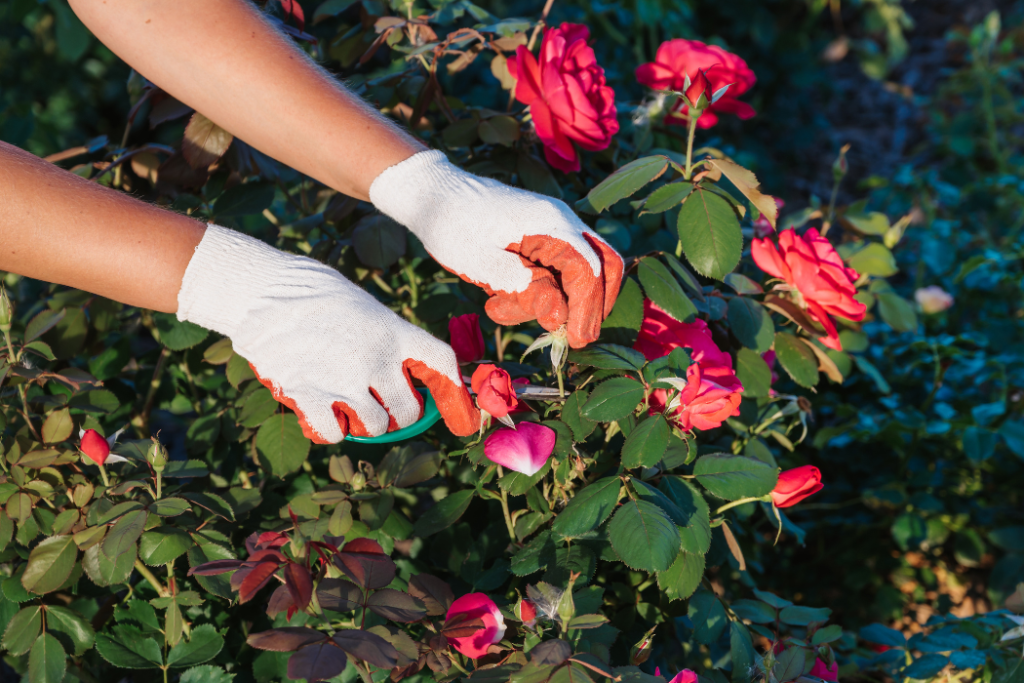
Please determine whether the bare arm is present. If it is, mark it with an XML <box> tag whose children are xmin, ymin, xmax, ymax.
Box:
<box><xmin>68</xmin><ymin>0</ymin><xmax>422</xmax><ymax>201</ymax></box>
<box><xmin>0</xmin><ymin>141</ymin><xmax>204</xmax><ymax>312</ymax></box>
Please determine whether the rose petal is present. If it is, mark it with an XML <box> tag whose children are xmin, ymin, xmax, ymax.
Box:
<box><xmin>484</xmin><ymin>422</ymin><xmax>555</xmax><ymax>475</ymax></box>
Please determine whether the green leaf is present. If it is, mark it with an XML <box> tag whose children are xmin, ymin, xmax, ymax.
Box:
<box><xmin>677</xmin><ymin>187</ymin><xmax>742</xmax><ymax>280</ymax></box>
<box><xmin>102</xmin><ymin>509</ymin><xmax>148</xmax><ymax>561</ymax></box>
<box><xmin>29</xmin><ymin>633</ymin><xmax>66</xmax><ymax>683</ymax></box>
<box><xmin>607</xmin><ymin>500</ymin><xmax>680</xmax><ymax>572</ymax></box>
<box><xmin>140</xmin><ymin>527</ymin><xmax>193</xmax><ymax>566</ymax></box>
<box><xmin>844</xmin><ymin>211</ymin><xmax>890</xmax><ymax>235</ymax></box>
<box><xmin>167</xmin><ymin>624</ymin><xmax>225</xmax><ymax>667</ymax></box>
<box><xmin>561</xmin><ymin>390</ymin><xmax>597</xmax><ymax>441</ymax></box>
<box><xmin>181</xmin><ymin>492</ymin><xmax>236</xmax><ymax>521</ymax></box>
<box><xmin>903</xmin><ymin>654</ymin><xmax>949</xmax><ymax>680</ymax></box>
<box><xmin>656</xmin><ymin>550</ymin><xmax>704</xmax><ymax>602</ymax></box>
<box><xmin>640</xmin><ymin>181</ymin><xmax>693</xmax><ymax>214</ymax></box>
<box><xmin>601</xmin><ymin>277</ymin><xmax>644</xmax><ymax>334</ymax></box>
<box><xmin>510</xmin><ymin>531</ymin><xmax>556</xmax><ymax>576</ymax></box>
<box><xmin>95</xmin><ymin>630</ymin><xmax>164</xmax><ymax>668</ymax></box>
<box><xmin>179</xmin><ymin>665</ymin><xmax>236</xmax><ymax>683</ymax></box>
<box><xmin>638</xmin><ymin>258</ymin><xmax>697</xmax><ymax>323</ymax></box>
<box><xmin>567</xmin><ymin>344</ymin><xmax>646</xmax><ymax>371</ymax></box>
<box><xmin>582</xmin><ymin>378</ymin><xmax>644</xmax><ymax>422</ymax></box>
<box><xmin>256</xmin><ymin>413</ymin><xmax>312</xmax><ymax>478</ymax></box>
<box><xmin>3</xmin><ymin>605</ymin><xmax>42</xmax><ymax>655</ymax></box>
<box><xmin>45</xmin><ymin>606</ymin><xmax>95</xmax><ymax>656</ymax></box>
<box><xmin>728</xmin><ymin>297</ymin><xmax>774</xmax><ymax>352</ymax></box>
<box><xmin>774</xmin><ymin>332</ymin><xmax>819</xmax><ymax>388</ymax></box>
<box><xmin>644</xmin><ymin>347</ymin><xmax>692</xmax><ymax>386</ymax></box>
<box><xmin>412</xmin><ymin>490</ymin><xmax>474</xmax><ymax>538</ymax></box>
<box><xmin>621</xmin><ymin>415</ymin><xmax>670</xmax><ymax>469</ymax></box>
<box><xmin>730</xmin><ymin>599</ymin><xmax>777</xmax><ymax>624</ymax></box>
<box><xmin>693</xmin><ymin>454</ymin><xmax>778</xmax><ymax>500</ymax></box>
<box><xmin>659</xmin><ymin>477</ymin><xmax>711</xmax><ymax>554</ymax></box>
<box><xmin>752</xmin><ymin>589</ymin><xmax>792</xmax><ymax>609</ymax></box>
<box><xmin>187</xmin><ymin>413</ymin><xmax>221</xmax><ymax>454</ymax></box>
<box><xmin>551</xmin><ymin>477</ymin><xmax>621</xmax><ymax>539</ymax></box>
<box><xmin>859</xmin><ymin>623</ymin><xmax>907</xmax><ymax>648</ymax></box>
<box><xmin>846</xmin><ymin>242</ymin><xmax>898</xmax><ymax>277</ymax></box>
<box><xmin>812</xmin><ymin>624</ymin><xmax>843</xmax><ymax>645</ymax></box>
<box><xmin>587</xmin><ymin>156</ymin><xmax>669</xmax><ymax>213</ymax></box>
<box><xmin>41</xmin><ymin>408</ymin><xmax>73</xmax><ymax>444</ymax></box>
<box><xmin>22</xmin><ymin>535</ymin><xmax>77</xmax><ymax>594</ymax></box>
<box><xmin>151</xmin><ymin>497</ymin><xmax>192</xmax><ymax>517</ymax></box>
<box><xmin>735</xmin><ymin>348</ymin><xmax>772</xmax><ymax>399</ymax></box>
<box><xmin>963</xmin><ymin>427</ymin><xmax>997</xmax><ymax>463</ymax></box>
<box><xmin>352</xmin><ymin>215</ymin><xmax>407</xmax><ymax>270</ymax></box>
<box><xmin>153</xmin><ymin>313</ymin><xmax>209</xmax><ymax>351</ymax></box>
<box><xmin>25</xmin><ymin>309</ymin><xmax>65</xmax><ymax>343</ymax></box>
<box><xmin>779</xmin><ymin>605</ymin><xmax>831</xmax><ymax>626</ymax></box>
<box><xmin>689</xmin><ymin>591</ymin><xmax>728</xmax><ymax>644</ymax></box>
<box><xmin>83</xmin><ymin>540</ymin><xmax>137</xmax><ymax>587</ymax></box>
<box><xmin>877</xmin><ymin>292</ymin><xmax>918</xmax><ymax>333</ymax></box>
<box><xmin>212</xmin><ymin>182</ymin><xmax>275</xmax><ymax>217</ymax></box>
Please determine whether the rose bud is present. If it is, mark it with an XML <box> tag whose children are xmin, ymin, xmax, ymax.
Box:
<box><xmin>80</xmin><ymin>429</ymin><xmax>111</xmax><ymax>466</ymax></box>
<box><xmin>449</xmin><ymin>313</ymin><xmax>485</xmax><ymax>364</ymax></box>
<box><xmin>445</xmin><ymin>593</ymin><xmax>506</xmax><ymax>659</ymax></box>
<box><xmin>471</xmin><ymin>364</ymin><xmax>518</xmax><ymax>420</ymax></box>
<box><xmin>683</xmin><ymin>68</ymin><xmax>713</xmax><ymax>109</ymax></box>
<box><xmin>515</xmin><ymin>596</ymin><xmax>537</xmax><ymax>627</ymax></box>
<box><xmin>770</xmin><ymin>465</ymin><xmax>823</xmax><ymax>508</ymax></box>
<box><xmin>484</xmin><ymin>422</ymin><xmax>556</xmax><ymax>476</ymax></box>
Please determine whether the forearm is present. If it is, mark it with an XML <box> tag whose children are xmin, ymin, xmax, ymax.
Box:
<box><xmin>0</xmin><ymin>142</ymin><xmax>204</xmax><ymax>312</ymax></box>
<box><xmin>69</xmin><ymin>0</ymin><xmax>423</xmax><ymax>201</ymax></box>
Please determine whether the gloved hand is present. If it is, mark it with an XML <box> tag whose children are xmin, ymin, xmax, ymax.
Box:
<box><xmin>369</xmin><ymin>150</ymin><xmax>624</xmax><ymax>349</ymax></box>
<box><xmin>177</xmin><ymin>225</ymin><xmax>479</xmax><ymax>443</ymax></box>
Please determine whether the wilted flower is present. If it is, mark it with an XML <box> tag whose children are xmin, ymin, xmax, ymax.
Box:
<box><xmin>471</xmin><ymin>364</ymin><xmax>518</xmax><ymax>420</ymax></box>
<box><xmin>507</xmin><ymin>24</ymin><xmax>618</xmax><ymax>172</ymax></box>
<box><xmin>484</xmin><ymin>422</ymin><xmax>556</xmax><ymax>475</ymax></box>
<box><xmin>636</xmin><ymin>39</ymin><xmax>756</xmax><ymax>128</ymax></box>
<box><xmin>915</xmin><ymin>286</ymin><xmax>954</xmax><ymax>314</ymax></box>
<box><xmin>770</xmin><ymin>465</ymin><xmax>823</xmax><ymax>508</ymax></box>
<box><xmin>752</xmin><ymin>228</ymin><xmax>866</xmax><ymax>351</ymax></box>
<box><xmin>446</xmin><ymin>593</ymin><xmax>506</xmax><ymax>659</ymax></box>
<box><xmin>449</xmin><ymin>313</ymin><xmax>485</xmax><ymax>364</ymax></box>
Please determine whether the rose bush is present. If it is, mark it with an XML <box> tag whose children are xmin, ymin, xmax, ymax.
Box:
<box><xmin>0</xmin><ymin>2</ymin><xmax>1022</xmax><ymax>683</ymax></box>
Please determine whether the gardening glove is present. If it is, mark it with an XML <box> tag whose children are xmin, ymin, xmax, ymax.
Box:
<box><xmin>369</xmin><ymin>150</ymin><xmax>625</xmax><ymax>349</ymax></box>
<box><xmin>176</xmin><ymin>224</ymin><xmax>479</xmax><ymax>444</ymax></box>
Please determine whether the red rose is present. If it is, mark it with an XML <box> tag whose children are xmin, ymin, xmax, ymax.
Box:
<box><xmin>683</xmin><ymin>68</ymin><xmax>713</xmax><ymax>108</ymax></box>
<box><xmin>649</xmin><ymin>362</ymin><xmax>742</xmax><ymax>432</ymax></box>
<box><xmin>471</xmin><ymin>364</ymin><xmax>518</xmax><ymax>419</ymax></box>
<box><xmin>636</xmin><ymin>39</ymin><xmax>756</xmax><ymax>128</ymax></box>
<box><xmin>507</xmin><ymin>24</ymin><xmax>619</xmax><ymax>173</ymax></box>
<box><xmin>809</xmin><ymin>658</ymin><xmax>839</xmax><ymax>682</ymax></box>
<box><xmin>445</xmin><ymin>593</ymin><xmax>506</xmax><ymax>659</ymax></box>
<box><xmin>752</xmin><ymin>228</ymin><xmax>867</xmax><ymax>351</ymax></box>
<box><xmin>634</xmin><ymin>299</ymin><xmax>733</xmax><ymax>370</ymax></box>
<box><xmin>80</xmin><ymin>429</ymin><xmax>110</xmax><ymax>466</ymax></box>
<box><xmin>449</xmin><ymin>313</ymin><xmax>485</xmax><ymax>364</ymax></box>
<box><xmin>771</xmin><ymin>465</ymin><xmax>824</xmax><ymax>508</ymax></box>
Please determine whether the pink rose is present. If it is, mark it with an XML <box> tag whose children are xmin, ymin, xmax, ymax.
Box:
<box><xmin>770</xmin><ymin>465</ymin><xmax>824</xmax><ymax>508</ymax></box>
<box><xmin>445</xmin><ymin>593</ymin><xmax>506</xmax><ymax>659</ymax></box>
<box><xmin>914</xmin><ymin>286</ymin><xmax>953</xmax><ymax>314</ymax></box>
<box><xmin>507</xmin><ymin>24</ymin><xmax>618</xmax><ymax>172</ymax></box>
<box><xmin>636</xmin><ymin>39</ymin><xmax>756</xmax><ymax>129</ymax></box>
<box><xmin>471</xmin><ymin>364</ymin><xmax>518</xmax><ymax>419</ymax></box>
<box><xmin>449</xmin><ymin>313</ymin><xmax>485</xmax><ymax>364</ymax></box>
<box><xmin>810</xmin><ymin>658</ymin><xmax>839</xmax><ymax>682</ymax></box>
<box><xmin>484</xmin><ymin>422</ymin><xmax>556</xmax><ymax>475</ymax></box>
<box><xmin>649</xmin><ymin>362</ymin><xmax>742</xmax><ymax>431</ymax></box>
<box><xmin>634</xmin><ymin>299</ymin><xmax>733</xmax><ymax>369</ymax></box>
<box><xmin>752</xmin><ymin>228</ymin><xmax>866</xmax><ymax>351</ymax></box>
<box><xmin>668</xmin><ymin>671</ymin><xmax>698</xmax><ymax>683</ymax></box>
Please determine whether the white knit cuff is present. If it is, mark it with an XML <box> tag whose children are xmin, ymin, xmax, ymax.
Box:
<box><xmin>368</xmin><ymin>150</ymin><xmax>463</xmax><ymax>230</ymax></box>
<box><xmin>176</xmin><ymin>224</ymin><xmax>291</xmax><ymax>336</ymax></box>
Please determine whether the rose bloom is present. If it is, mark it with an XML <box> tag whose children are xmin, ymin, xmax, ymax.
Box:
<box><xmin>753</xmin><ymin>198</ymin><xmax>785</xmax><ymax>238</ymax></box>
<box><xmin>771</xmin><ymin>465</ymin><xmax>824</xmax><ymax>508</ymax></box>
<box><xmin>915</xmin><ymin>285</ymin><xmax>954</xmax><ymax>314</ymax></box>
<box><xmin>809</xmin><ymin>658</ymin><xmax>839</xmax><ymax>682</ymax></box>
<box><xmin>752</xmin><ymin>228</ymin><xmax>867</xmax><ymax>351</ymax></box>
<box><xmin>446</xmin><ymin>593</ymin><xmax>506</xmax><ymax>659</ymax></box>
<box><xmin>507</xmin><ymin>23</ymin><xmax>618</xmax><ymax>172</ymax></box>
<box><xmin>449</xmin><ymin>313</ymin><xmax>485</xmax><ymax>364</ymax></box>
<box><xmin>649</xmin><ymin>362</ymin><xmax>742</xmax><ymax>431</ymax></box>
<box><xmin>484</xmin><ymin>422</ymin><xmax>556</xmax><ymax>475</ymax></box>
<box><xmin>634</xmin><ymin>299</ymin><xmax>733</xmax><ymax>369</ymax></box>
<box><xmin>636</xmin><ymin>39</ymin><xmax>756</xmax><ymax>128</ymax></box>
<box><xmin>667</xmin><ymin>671</ymin><xmax>698</xmax><ymax>683</ymax></box>
<box><xmin>471</xmin><ymin>364</ymin><xmax>518</xmax><ymax>419</ymax></box>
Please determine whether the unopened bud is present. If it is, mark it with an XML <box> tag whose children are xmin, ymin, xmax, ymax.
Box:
<box><xmin>0</xmin><ymin>288</ymin><xmax>12</xmax><ymax>332</ymax></box>
<box><xmin>629</xmin><ymin>626</ymin><xmax>657</xmax><ymax>665</ymax></box>
<box><xmin>350</xmin><ymin>472</ymin><xmax>366</xmax><ymax>491</ymax></box>
<box><xmin>146</xmin><ymin>439</ymin><xmax>168</xmax><ymax>472</ymax></box>
<box><xmin>832</xmin><ymin>144</ymin><xmax>850</xmax><ymax>182</ymax></box>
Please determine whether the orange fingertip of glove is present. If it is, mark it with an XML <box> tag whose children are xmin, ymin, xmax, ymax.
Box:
<box><xmin>404</xmin><ymin>360</ymin><xmax>480</xmax><ymax>437</ymax></box>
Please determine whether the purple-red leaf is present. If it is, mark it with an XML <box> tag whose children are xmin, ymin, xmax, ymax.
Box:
<box><xmin>247</xmin><ymin>627</ymin><xmax>328</xmax><ymax>652</ymax></box>
<box><xmin>188</xmin><ymin>559</ymin><xmax>243</xmax><ymax>576</ymax></box>
<box><xmin>239</xmin><ymin>561</ymin><xmax>280</xmax><ymax>603</ymax></box>
<box><xmin>288</xmin><ymin>643</ymin><xmax>347</xmax><ymax>682</ymax></box>
<box><xmin>331</xmin><ymin>630</ymin><xmax>399</xmax><ymax>669</ymax></box>
<box><xmin>316</xmin><ymin>578</ymin><xmax>365</xmax><ymax>613</ymax></box>
<box><xmin>366</xmin><ymin>589</ymin><xmax>428</xmax><ymax>623</ymax></box>
<box><xmin>441</xmin><ymin>612</ymin><xmax>486</xmax><ymax>638</ymax></box>
<box><xmin>284</xmin><ymin>563</ymin><xmax>313</xmax><ymax>611</ymax></box>
<box><xmin>335</xmin><ymin>538</ymin><xmax>396</xmax><ymax>590</ymax></box>
<box><xmin>407</xmin><ymin>574</ymin><xmax>454</xmax><ymax>616</ymax></box>
<box><xmin>267</xmin><ymin>584</ymin><xmax>296</xmax><ymax>618</ymax></box>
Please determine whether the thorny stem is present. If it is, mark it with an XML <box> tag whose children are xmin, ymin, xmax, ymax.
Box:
<box><xmin>496</xmin><ymin>465</ymin><xmax>517</xmax><ymax>542</ymax></box>
<box><xmin>821</xmin><ymin>174</ymin><xmax>842</xmax><ymax>236</ymax></box>
<box><xmin>683</xmin><ymin>112</ymin><xmax>700</xmax><ymax>180</ymax></box>
<box><xmin>134</xmin><ymin>346</ymin><xmax>170</xmax><ymax>436</ymax></box>
<box><xmin>355</xmin><ymin>660</ymin><xmax>375</xmax><ymax>683</ymax></box>
<box><xmin>134</xmin><ymin>560</ymin><xmax>170</xmax><ymax>597</ymax></box>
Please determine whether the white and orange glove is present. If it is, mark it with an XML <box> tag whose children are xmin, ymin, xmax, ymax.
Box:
<box><xmin>177</xmin><ymin>225</ymin><xmax>478</xmax><ymax>443</ymax></box>
<box><xmin>369</xmin><ymin>150</ymin><xmax>624</xmax><ymax>349</ymax></box>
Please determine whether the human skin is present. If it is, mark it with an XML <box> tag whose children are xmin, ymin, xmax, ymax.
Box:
<box><xmin>0</xmin><ymin>0</ymin><xmax>424</xmax><ymax>312</ymax></box>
